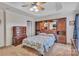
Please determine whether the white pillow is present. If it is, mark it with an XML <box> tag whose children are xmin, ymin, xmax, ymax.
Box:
<box><xmin>48</xmin><ymin>34</ymin><xmax>54</xmax><ymax>37</ymax></box>
<box><xmin>39</xmin><ymin>33</ymin><xmax>47</xmax><ymax>36</ymax></box>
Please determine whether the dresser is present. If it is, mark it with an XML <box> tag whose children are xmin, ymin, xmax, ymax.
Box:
<box><xmin>12</xmin><ymin>26</ymin><xmax>27</xmax><ymax>46</ymax></box>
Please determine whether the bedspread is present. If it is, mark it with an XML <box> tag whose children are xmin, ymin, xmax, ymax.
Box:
<box><xmin>22</xmin><ymin>35</ymin><xmax>56</xmax><ymax>55</ymax></box>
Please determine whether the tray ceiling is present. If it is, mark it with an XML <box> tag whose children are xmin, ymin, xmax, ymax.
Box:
<box><xmin>0</xmin><ymin>2</ymin><xmax>79</xmax><ymax>18</ymax></box>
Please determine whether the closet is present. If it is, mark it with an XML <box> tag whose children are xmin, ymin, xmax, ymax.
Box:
<box><xmin>35</xmin><ymin>18</ymin><xmax>66</xmax><ymax>44</ymax></box>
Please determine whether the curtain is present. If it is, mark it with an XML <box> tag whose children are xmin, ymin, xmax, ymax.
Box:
<box><xmin>74</xmin><ymin>14</ymin><xmax>79</xmax><ymax>51</ymax></box>
<box><xmin>74</xmin><ymin>15</ymin><xmax>77</xmax><ymax>39</ymax></box>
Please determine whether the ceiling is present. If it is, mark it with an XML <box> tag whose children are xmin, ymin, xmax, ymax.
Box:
<box><xmin>0</xmin><ymin>2</ymin><xmax>79</xmax><ymax>18</ymax></box>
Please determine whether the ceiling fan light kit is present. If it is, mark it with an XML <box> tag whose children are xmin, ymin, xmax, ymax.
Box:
<box><xmin>30</xmin><ymin>2</ymin><xmax>45</xmax><ymax>12</ymax></box>
<box><xmin>30</xmin><ymin>6</ymin><xmax>39</xmax><ymax>12</ymax></box>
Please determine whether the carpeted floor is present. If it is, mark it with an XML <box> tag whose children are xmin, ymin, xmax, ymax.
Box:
<box><xmin>0</xmin><ymin>43</ymin><xmax>77</xmax><ymax>56</ymax></box>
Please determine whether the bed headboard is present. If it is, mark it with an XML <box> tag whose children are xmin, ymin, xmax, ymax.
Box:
<box><xmin>35</xmin><ymin>20</ymin><xmax>57</xmax><ymax>35</ymax></box>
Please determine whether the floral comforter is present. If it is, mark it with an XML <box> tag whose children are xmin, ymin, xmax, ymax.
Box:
<box><xmin>22</xmin><ymin>35</ymin><xmax>56</xmax><ymax>55</ymax></box>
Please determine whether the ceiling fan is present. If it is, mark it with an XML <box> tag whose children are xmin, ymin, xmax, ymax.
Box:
<box><xmin>22</xmin><ymin>2</ymin><xmax>46</xmax><ymax>12</ymax></box>
<box><xmin>30</xmin><ymin>2</ymin><xmax>46</xmax><ymax>12</ymax></box>
<box><xmin>22</xmin><ymin>2</ymin><xmax>62</xmax><ymax>12</ymax></box>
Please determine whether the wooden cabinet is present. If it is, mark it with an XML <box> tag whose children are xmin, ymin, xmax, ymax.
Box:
<box><xmin>35</xmin><ymin>21</ymin><xmax>53</xmax><ymax>35</ymax></box>
<box><xmin>35</xmin><ymin>18</ymin><xmax>66</xmax><ymax>44</ymax></box>
<box><xmin>57</xmin><ymin>18</ymin><xmax>66</xmax><ymax>44</ymax></box>
<box><xmin>35</xmin><ymin>21</ymin><xmax>47</xmax><ymax>35</ymax></box>
<box><xmin>12</xmin><ymin>26</ymin><xmax>27</xmax><ymax>46</ymax></box>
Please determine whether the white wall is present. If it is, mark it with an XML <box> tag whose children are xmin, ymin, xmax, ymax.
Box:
<box><xmin>66</xmin><ymin>15</ymin><xmax>75</xmax><ymax>44</ymax></box>
<box><xmin>0</xmin><ymin>9</ymin><xmax>4</xmax><ymax>47</ymax></box>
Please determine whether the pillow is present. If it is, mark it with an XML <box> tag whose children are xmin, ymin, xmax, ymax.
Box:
<box><xmin>48</xmin><ymin>34</ymin><xmax>54</xmax><ymax>37</ymax></box>
<box><xmin>47</xmin><ymin>33</ymin><xmax>57</xmax><ymax>40</ymax></box>
<box><xmin>39</xmin><ymin>33</ymin><xmax>46</xmax><ymax>35</ymax></box>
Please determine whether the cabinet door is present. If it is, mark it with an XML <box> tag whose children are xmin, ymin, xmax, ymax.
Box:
<box><xmin>57</xmin><ymin>18</ymin><xmax>66</xmax><ymax>44</ymax></box>
<box><xmin>57</xmin><ymin>19</ymin><xmax>66</xmax><ymax>31</ymax></box>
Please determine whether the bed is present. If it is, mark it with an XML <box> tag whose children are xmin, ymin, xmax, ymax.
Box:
<box><xmin>22</xmin><ymin>33</ymin><xmax>56</xmax><ymax>55</ymax></box>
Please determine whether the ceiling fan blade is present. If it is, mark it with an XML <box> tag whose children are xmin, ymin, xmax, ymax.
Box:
<box><xmin>37</xmin><ymin>5</ymin><xmax>45</xmax><ymax>10</ymax></box>
<box><xmin>22</xmin><ymin>4</ymin><xmax>28</xmax><ymax>7</ymax></box>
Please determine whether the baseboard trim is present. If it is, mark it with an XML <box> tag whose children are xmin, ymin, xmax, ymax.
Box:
<box><xmin>0</xmin><ymin>45</ymin><xmax>12</xmax><ymax>49</ymax></box>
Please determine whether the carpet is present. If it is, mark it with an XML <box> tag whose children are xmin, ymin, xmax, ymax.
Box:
<box><xmin>0</xmin><ymin>43</ymin><xmax>76</xmax><ymax>56</ymax></box>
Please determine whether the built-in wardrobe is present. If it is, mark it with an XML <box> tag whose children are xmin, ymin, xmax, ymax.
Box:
<box><xmin>35</xmin><ymin>18</ymin><xmax>66</xmax><ymax>44</ymax></box>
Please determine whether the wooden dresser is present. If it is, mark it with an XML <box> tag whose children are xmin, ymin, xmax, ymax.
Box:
<box><xmin>12</xmin><ymin>26</ymin><xmax>27</xmax><ymax>46</ymax></box>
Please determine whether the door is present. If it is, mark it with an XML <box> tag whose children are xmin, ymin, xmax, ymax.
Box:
<box><xmin>57</xmin><ymin>18</ymin><xmax>66</xmax><ymax>44</ymax></box>
<box><xmin>27</xmin><ymin>21</ymin><xmax>32</xmax><ymax>37</ymax></box>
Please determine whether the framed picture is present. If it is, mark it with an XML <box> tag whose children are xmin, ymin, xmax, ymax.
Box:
<box><xmin>49</xmin><ymin>22</ymin><xmax>56</xmax><ymax>30</ymax></box>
